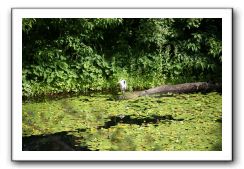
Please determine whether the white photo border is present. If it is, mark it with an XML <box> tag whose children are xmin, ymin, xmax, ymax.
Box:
<box><xmin>12</xmin><ymin>8</ymin><xmax>233</xmax><ymax>161</ymax></box>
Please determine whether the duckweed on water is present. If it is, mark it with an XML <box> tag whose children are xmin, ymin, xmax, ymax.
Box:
<box><xmin>22</xmin><ymin>92</ymin><xmax>222</xmax><ymax>151</ymax></box>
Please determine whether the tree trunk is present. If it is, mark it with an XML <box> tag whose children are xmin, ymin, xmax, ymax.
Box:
<box><xmin>138</xmin><ymin>82</ymin><xmax>221</xmax><ymax>96</ymax></box>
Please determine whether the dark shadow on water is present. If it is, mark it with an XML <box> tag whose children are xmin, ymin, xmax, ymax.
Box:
<box><xmin>99</xmin><ymin>115</ymin><xmax>184</xmax><ymax>129</ymax></box>
<box><xmin>211</xmin><ymin>142</ymin><xmax>222</xmax><ymax>151</ymax></box>
<box><xmin>215</xmin><ymin>118</ymin><xmax>222</xmax><ymax>123</ymax></box>
<box><xmin>23</xmin><ymin>91</ymin><xmax>116</xmax><ymax>103</ymax></box>
<box><xmin>22</xmin><ymin>130</ymin><xmax>90</xmax><ymax>151</ymax></box>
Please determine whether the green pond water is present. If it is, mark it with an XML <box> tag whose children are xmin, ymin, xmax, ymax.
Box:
<box><xmin>22</xmin><ymin>92</ymin><xmax>222</xmax><ymax>151</ymax></box>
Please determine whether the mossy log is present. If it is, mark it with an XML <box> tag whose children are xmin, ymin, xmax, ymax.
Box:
<box><xmin>139</xmin><ymin>82</ymin><xmax>221</xmax><ymax>96</ymax></box>
<box><xmin>123</xmin><ymin>82</ymin><xmax>221</xmax><ymax>99</ymax></box>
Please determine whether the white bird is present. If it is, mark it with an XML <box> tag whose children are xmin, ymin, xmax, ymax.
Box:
<box><xmin>119</xmin><ymin>79</ymin><xmax>127</xmax><ymax>96</ymax></box>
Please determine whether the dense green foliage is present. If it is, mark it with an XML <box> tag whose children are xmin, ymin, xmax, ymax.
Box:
<box><xmin>22</xmin><ymin>18</ymin><xmax>222</xmax><ymax>97</ymax></box>
<box><xmin>23</xmin><ymin>92</ymin><xmax>222</xmax><ymax>151</ymax></box>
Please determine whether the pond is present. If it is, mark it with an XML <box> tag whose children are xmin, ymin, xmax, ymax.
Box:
<box><xmin>22</xmin><ymin>92</ymin><xmax>222</xmax><ymax>151</ymax></box>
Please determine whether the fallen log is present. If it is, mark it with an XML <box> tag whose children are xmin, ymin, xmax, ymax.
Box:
<box><xmin>139</xmin><ymin>82</ymin><xmax>221</xmax><ymax>96</ymax></box>
<box><xmin>122</xmin><ymin>82</ymin><xmax>221</xmax><ymax>99</ymax></box>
